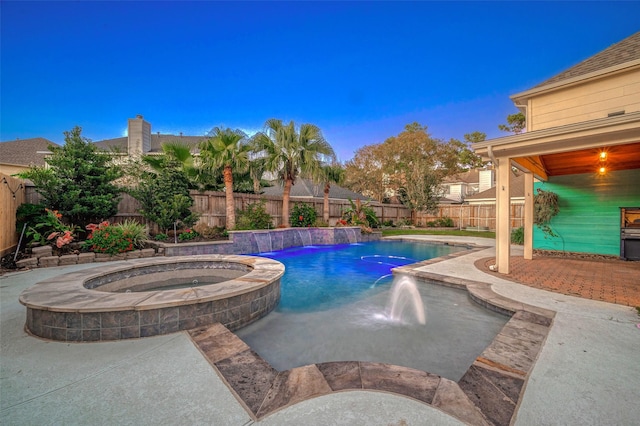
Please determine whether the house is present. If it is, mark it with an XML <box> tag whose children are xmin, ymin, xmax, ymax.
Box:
<box><xmin>438</xmin><ymin>168</ymin><xmax>497</xmax><ymax>203</ymax></box>
<box><xmin>473</xmin><ymin>31</ymin><xmax>640</xmax><ymax>273</ymax></box>
<box><xmin>465</xmin><ymin>171</ymin><xmax>525</xmax><ymax>206</ymax></box>
<box><xmin>1</xmin><ymin>115</ymin><xmax>207</xmax><ymax>174</ymax></box>
<box><xmin>0</xmin><ymin>137</ymin><xmax>59</xmax><ymax>175</ymax></box>
<box><xmin>93</xmin><ymin>115</ymin><xmax>208</xmax><ymax>158</ymax></box>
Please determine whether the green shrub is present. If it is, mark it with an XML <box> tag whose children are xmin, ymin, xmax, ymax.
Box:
<box><xmin>116</xmin><ymin>219</ymin><xmax>148</xmax><ymax>248</ymax></box>
<box><xmin>511</xmin><ymin>227</ymin><xmax>525</xmax><ymax>245</ymax></box>
<box><xmin>128</xmin><ymin>162</ymin><xmax>199</xmax><ymax>233</ymax></box>
<box><xmin>435</xmin><ymin>217</ymin><xmax>454</xmax><ymax>227</ymax></box>
<box><xmin>235</xmin><ymin>200</ymin><xmax>273</xmax><ymax>230</ymax></box>
<box><xmin>193</xmin><ymin>223</ymin><xmax>228</xmax><ymax>239</ymax></box>
<box><xmin>342</xmin><ymin>199</ymin><xmax>379</xmax><ymax>228</ymax></box>
<box><xmin>154</xmin><ymin>233</ymin><xmax>168</xmax><ymax>241</ymax></box>
<box><xmin>16</xmin><ymin>203</ymin><xmax>48</xmax><ymax>233</ymax></box>
<box><xmin>178</xmin><ymin>228</ymin><xmax>199</xmax><ymax>241</ymax></box>
<box><xmin>290</xmin><ymin>203</ymin><xmax>317</xmax><ymax>227</ymax></box>
<box><xmin>382</xmin><ymin>220</ymin><xmax>395</xmax><ymax>227</ymax></box>
<box><xmin>425</xmin><ymin>217</ymin><xmax>454</xmax><ymax>227</ymax></box>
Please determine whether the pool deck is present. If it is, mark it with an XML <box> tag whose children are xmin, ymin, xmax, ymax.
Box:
<box><xmin>2</xmin><ymin>236</ymin><xmax>639</xmax><ymax>425</ymax></box>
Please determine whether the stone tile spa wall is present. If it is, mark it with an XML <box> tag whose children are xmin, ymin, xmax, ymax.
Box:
<box><xmin>19</xmin><ymin>255</ymin><xmax>285</xmax><ymax>342</ymax></box>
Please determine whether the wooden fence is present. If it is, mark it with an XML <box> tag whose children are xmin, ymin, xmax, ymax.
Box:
<box><xmin>20</xmin><ymin>185</ymin><xmax>525</xmax><ymax>235</ymax></box>
<box><xmin>414</xmin><ymin>204</ymin><xmax>524</xmax><ymax>230</ymax></box>
<box><xmin>114</xmin><ymin>191</ymin><xmax>523</xmax><ymax>230</ymax></box>
<box><xmin>114</xmin><ymin>191</ymin><xmax>415</xmax><ymax>229</ymax></box>
<box><xmin>1</xmin><ymin>174</ymin><xmax>27</xmax><ymax>256</ymax></box>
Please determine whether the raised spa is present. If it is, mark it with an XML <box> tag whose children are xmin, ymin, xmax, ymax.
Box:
<box><xmin>19</xmin><ymin>255</ymin><xmax>284</xmax><ymax>342</ymax></box>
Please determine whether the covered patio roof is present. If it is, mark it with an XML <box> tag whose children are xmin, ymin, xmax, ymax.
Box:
<box><xmin>472</xmin><ymin>111</ymin><xmax>640</xmax><ymax>275</ymax></box>
<box><xmin>474</xmin><ymin>111</ymin><xmax>640</xmax><ymax>181</ymax></box>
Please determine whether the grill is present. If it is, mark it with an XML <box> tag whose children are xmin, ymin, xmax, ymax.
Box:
<box><xmin>620</xmin><ymin>207</ymin><xmax>640</xmax><ymax>261</ymax></box>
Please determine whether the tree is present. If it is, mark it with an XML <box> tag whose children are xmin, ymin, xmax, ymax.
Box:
<box><xmin>252</xmin><ymin>119</ymin><xmax>335</xmax><ymax>227</ymax></box>
<box><xmin>344</xmin><ymin>122</ymin><xmax>482</xmax><ymax>217</ymax></box>
<box><xmin>343</xmin><ymin>144</ymin><xmax>388</xmax><ymax>202</ymax></box>
<box><xmin>127</xmin><ymin>157</ymin><xmax>199</xmax><ymax>233</ymax></box>
<box><xmin>379</xmin><ymin>123</ymin><xmax>445</xmax><ymax>214</ymax></box>
<box><xmin>199</xmin><ymin>128</ymin><xmax>251</xmax><ymax>229</ymax></box>
<box><xmin>142</xmin><ymin>141</ymin><xmax>236</xmax><ymax>191</ymax></box>
<box><xmin>498</xmin><ymin>112</ymin><xmax>526</xmax><ymax>134</ymax></box>
<box><xmin>142</xmin><ymin>142</ymin><xmax>200</xmax><ymax>187</ymax></box>
<box><xmin>316</xmin><ymin>162</ymin><xmax>345</xmax><ymax>223</ymax></box>
<box><xmin>248</xmin><ymin>156</ymin><xmax>267</xmax><ymax>194</ymax></box>
<box><xmin>18</xmin><ymin>126</ymin><xmax>122</xmax><ymax>229</ymax></box>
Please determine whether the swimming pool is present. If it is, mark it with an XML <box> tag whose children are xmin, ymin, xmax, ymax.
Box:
<box><xmin>235</xmin><ymin>241</ymin><xmax>510</xmax><ymax>381</ymax></box>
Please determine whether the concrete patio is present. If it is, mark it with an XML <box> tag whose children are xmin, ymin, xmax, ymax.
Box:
<box><xmin>1</xmin><ymin>236</ymin><xmax>639</xmax><ymax>425</ymax></box>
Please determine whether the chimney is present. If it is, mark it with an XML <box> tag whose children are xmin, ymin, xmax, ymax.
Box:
<box><xmin>479</xmin><ymin>169</ymin><xmax>495</xmax><ymax>193</ymax></box>
<box><xmin>127</xmin><ymin>115</ymin><xmax>151</xmax><ymax>156</ymax></box>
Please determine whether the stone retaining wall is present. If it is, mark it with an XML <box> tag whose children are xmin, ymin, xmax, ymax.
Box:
<box><xmin>151</xmin><ymin>227</ymin><xmax>381</xmax><ymax>257</ymax></box>
<box><xmin>16</xmin><ymin>228</ymin><xmax>382</xmax><ymax>269</ymax></box>
<box><xmin>16</xmin><ymin>246</ymin><xmax>158</xmax><ymax>269</ymax></box>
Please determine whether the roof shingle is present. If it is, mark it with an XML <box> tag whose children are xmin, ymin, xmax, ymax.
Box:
<box><xmin>535</xmin><ymin>31</ymin><xmax>640</xmax><ymax>88</ymax></box>
<box><xmin>94</xmin><ymin>134</ymin><xmax>208</xmax><ymax>154</ymax></box>
<box><xmin>261</xmin><ymin>178</ymin><xmax>370</xmax><ymax>200</ymax></box>
<box><xmin>0</xmin><ymin>137</ymin><xmax>59</xmax><ymax>167</ymax></box>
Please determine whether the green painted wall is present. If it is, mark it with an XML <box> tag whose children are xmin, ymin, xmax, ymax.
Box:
<box><xmin>533</xmin><ymin>168</ymin><xmax>640</xmax><ymax>255</ymax></box>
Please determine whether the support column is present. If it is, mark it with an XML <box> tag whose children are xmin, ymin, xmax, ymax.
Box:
<box><xmin>524</xmin><ymin>172</ymin><xmax>534</xmax><ymax>260</ymax></box>
<box><xmin>496</xmin><ymin>157</ymin><xmax>511</xmax><ymax>274</ymax></box>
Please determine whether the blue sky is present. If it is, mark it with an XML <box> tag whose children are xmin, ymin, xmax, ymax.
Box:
<box><xmin>2</xmin><ymin>1</ymin><xmax>639</xmax><ymax>161</ymax></box>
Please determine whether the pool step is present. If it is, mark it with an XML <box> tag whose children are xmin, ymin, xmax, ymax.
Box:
<box><xmin>187</xmin><ymin>323</ymin><xmax>492</xmax><ymax>425</ymax></box>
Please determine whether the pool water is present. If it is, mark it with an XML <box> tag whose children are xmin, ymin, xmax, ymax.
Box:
<box><xmin>236</xmin><ymin>241</ymin><xmax>509</xmax><ymax>381</ymax></box>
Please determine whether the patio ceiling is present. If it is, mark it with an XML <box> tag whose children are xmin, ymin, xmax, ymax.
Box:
<box><xmin>474</xmin><ymin>111</ymin><xmax>640</xmax><ymax>181</ymax></box>
<box><xmin>514</xmin><ymin>141</ymin><xmax>640</xmax><ymax>178</ymax></box>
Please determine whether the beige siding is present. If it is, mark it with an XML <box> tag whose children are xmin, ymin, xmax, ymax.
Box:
<box><xmin>530</xmin><ymin>69</ymin><xmax>640</xmax><ymax>130</ymax></box>
<box><xmin>0</xmin><ymin>164</ymin><xmax>30</xmax><ymax>176</ymax></box>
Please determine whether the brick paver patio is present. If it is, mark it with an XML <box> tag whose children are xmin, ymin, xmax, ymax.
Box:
<box><xmin>476</xmin><ymin>256</ymin><xmax>640</xmax><ymax>307</ymax></box>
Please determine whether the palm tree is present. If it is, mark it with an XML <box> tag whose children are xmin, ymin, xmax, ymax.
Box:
<box><xmin>142</xmin><ymin>142</ymin><xmax>206</xmax><ymax>189</ymax></box>
<box><xmin>316</xmin><ymin>162</ymin><xmax>345</xmax><ymax>223</ymax></box>
<box><xmin>199</xmin><ymin>127</ymin><xmax>250</xmax><ymax>230</ymax></box>
<box><xmin>248</xmin><ymin>156</ymin><xmax>267</xmax><ymax>194</ymax></box>
<box><xmin>252</xmin><ymin>119</ymin><xmax>335</xmax><ymax>227</ymax></box>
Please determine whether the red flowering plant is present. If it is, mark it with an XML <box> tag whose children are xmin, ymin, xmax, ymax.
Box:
<box><xmin>290</xmin><ymin>203</ymin><xmax>317</xmax><ymax>227</ymax></box>
<box><xmin>82</xmin><ymin>220</ymin><xmax>148</xmax><ymax>255</ymax></box>
<box><xmin>26</xmin><ymin>208</ymin><xmax>80</xmax><ymax>253</ymax></box>
<box><xmin>178</xmin><ymin>228</ymin><xmax>199</xmax><ymax>241</ymax></box>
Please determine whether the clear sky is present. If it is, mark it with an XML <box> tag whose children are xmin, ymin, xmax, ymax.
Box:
<box><xmin>2</xmin><ymin>1</ymin><xmax>639</xmax><ymax>161</ymax></box>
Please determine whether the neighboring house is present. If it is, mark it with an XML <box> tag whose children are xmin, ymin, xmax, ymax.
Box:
<box><xmin>261</xmin><ymin>178</ymin><xmax>370</xmax><ymax>201</ymax></box>
<box><xmin>0</xmin><ymin>137</ymin><xmax>59</xmax><ymax>175</ymax></box>
<box><xmin>474</xmin><ymin>31</ymin><xmax>640</xmax><ymax>273</ymax></box>
<box><xmin>439</xmin><ymin>168</ymin><xmax>496</xmax><ymax>203</ymax></box>
<box><xmin>93</xmin><ymin>115</ymin><xmax>208</xmax><ymax>158</ymax></box>
<box><xmin>466</xmin><ymin>172</ymin><xmax>525</xmax><ymax>206</ymax></box>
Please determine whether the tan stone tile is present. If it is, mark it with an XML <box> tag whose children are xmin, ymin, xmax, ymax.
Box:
<box><xmin>257</xmin><ymin>365</ymin><xmax>332</xmax><ymax>417</ymax></box>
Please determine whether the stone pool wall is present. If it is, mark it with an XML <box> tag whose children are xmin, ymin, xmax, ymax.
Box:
<box><xmin>155</xmin><ymin>227</ymin><xmax>382</xmax><ymax>257</ymax></box>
